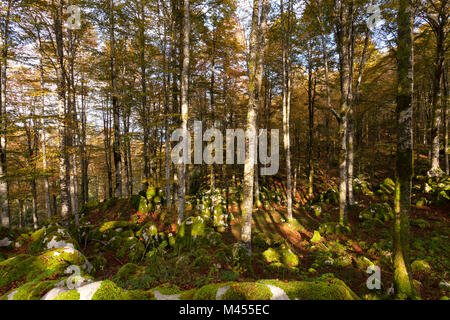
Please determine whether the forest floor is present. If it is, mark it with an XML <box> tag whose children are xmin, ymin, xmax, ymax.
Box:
<box><xmin>0</xmin><ymin>173</ymin><xmax>449</xmax><ymax>300</ymax></box>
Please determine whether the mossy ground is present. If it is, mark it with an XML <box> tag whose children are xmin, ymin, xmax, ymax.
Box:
<box><xmin>0</xmin><ymin>176</ymin><xmax>448</xmax><ymax>300</ymax></box>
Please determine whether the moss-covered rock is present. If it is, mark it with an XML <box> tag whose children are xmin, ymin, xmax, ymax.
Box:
<box><xmin>260</xmin><ymin>278</ymin><xmax>359</xmax><ymax>300</ymax></box>
<box><xmin>310</xmin><ymin>231</ymin><xmax>323</xmax><ymax>244</ymax></box>
<box><xmin>1</xmin><ymin>279</ymin><xmax>60</xmax><ymax>300</ymax></box>
<box><xmin>411</xmin><ymin>260</ymin><xmax>432</xmax><ymax>273</ymax></box>
<box><xmin>29</xmin><ymin>225</ymin><xmax>79</xmax><ymax>254</ymax></box>
<box><xmin>262</xmin><ymin>248</ymin><xmax>280</xmax><ymax>264</ymax></box>
<box><xmin>0</xmin><ymin>247</ymin><xmax>93</xmax><ymax>289</ymax></box>
<box><xmin>192</xmin><ymin>283</ymin><xmax>232</xmax><ymax>300</ymax></box>
<box><xmin>410</xmin><ymin>219</ymin><xmax>431</xmax><ymax>229</ymax></box>
<box><xmin>222</xmin><ymin>283</ymin><xmax>272</xmax><ymax>300</ymax></box>
<box><xmin>99</xmin><ymin>221</ymin><xmax>132</xmax><ymax>233</ymax></box>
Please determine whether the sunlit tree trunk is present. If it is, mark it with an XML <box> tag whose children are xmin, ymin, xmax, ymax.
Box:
<box><xmin>0</xmin><ymin>0</ymin><xmax>11</xmax><ymax>227</ymax></box>
<box><xmin>68</xmin><ymin>28</ymin><xmax>79</xmax><ymax>225</ymax></box>
<box><xmin>54</xmin><ymin>0</ymin><xmax>71</xmax><ymax>220</ymax></box>
<box><xmin>80</xmin><ymin>73</ymin><xmax>89</xmax><ymax>205</ymax></box>
<box><xmin>110</xmin><ymin>0</ymin><xmax>122</xmax><ymax>198</ymax></box>
<box><xmin>444</xmin><ymin>68</ymin><xmax>449</xmax><ymax>175</ymax></box>
<box><xmin>335</xmin><ymin>0</ymin><xmax>353</xmax><ymax>224</ymax></box>
<box><xmin>242</xmin><ymin>0</ymin><xmax>270</xmax><ymax>255</ymax></box>
<box><xmin>281</xmin><ymin>0</ymin><xmax>292</xmax><ymax>220</ymax></box>
<box><xmin>394</xmin><ymin>0</ymin><xmax>417</xmax><ymax>299</ymax></box>
<box><xmin>426</xmin><ymin>1</ymin><xmax>448</xmax><ymax>177</ymax></box>
<box><xmin>177</xmin><ymin>0</ymin><xmax>190</xmax><ymax>224</ymax></box>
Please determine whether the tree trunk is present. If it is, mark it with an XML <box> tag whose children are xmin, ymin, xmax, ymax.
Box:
<box><xmin>177</xmin><ymin>0</ymin><xmax>190</xmax><ymax>225</ymax></box>
<box><xmin>281</xmin><ymin>0</ymin><xmax>292</xmax><ymax>220</ymax></box>
<box><xmin>394</xmin><ymin>0</ymin><xmax>417</xmax><ymax>299</ymax></box>
<box><xmin>428</xmin><ymin>16</ymin><xmax>446</xmax><ymax>177</ymax></box>
<box><xmin>0</xmin><ymin>0</ymin><xmax>11</xmax><ymax>227</ymax></box>
<box><xmin>444</xmin><ymin>67</ymin><xmax>449</xmax><ymax>175</ymax></box>
<box><xmin>110</xmin><ymin>0</ymin><xmax>122</xmax><ymax>198</ymax></box>
<box><xmin>335</xmin><ymin>0</ymin><xmax>354</xmax><ymax>224</ymax></box>
<box><xmin>54</xmin><ymin>0</ymin><xmax>71</xmax><ymax>220</ymax></box>
<box><xmin>241</xmin><ymin>0</ymin><xmax>270</xmax><ymax>255</ymax></box>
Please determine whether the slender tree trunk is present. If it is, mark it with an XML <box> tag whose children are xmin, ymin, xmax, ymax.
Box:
<box><xmin>335</xmin><ymin>0</ymin><xmax>354</xmax><ymax>224</ymax></box>
<box><xmin>54</xmin><ymin>0</ymin><xmax>71</xmax><ymax>220</ymax></box>
<box><xmin>443</xmin><ymin>67</ymin><xmax>449</xmax><ymax>175</ymax></box>
<box><xmin>0</xmin><ymin>0</ymin><xmax>11</xmax><ymax>227</ymax></box>
<box><xmin>281</xmin><ymin>0</ymin><xmax>292</xmax><ymax>220</ymax></box>
<box><xmin>39</xmin><ymin>52</ymin><xmax>53</xmax><ymax>218</ymax></box>
<box><xmin>110</xmin><ymin>0</ymin><xmax>122</xmax><ymax>198</ymax></box>
<box><xmin>177</xmin><ymin>0</ymin><xmax>190</xmax><ymax>224</ymax></box>
<box><xmin>80</xmin><ymin>74</ymin><xmax>89</xmax><ymax>205</ymax></box>
<box><xmin>241</xmin><ymin>0</ymin><xmax>270</xmax><ymax>255</ymax></box>
<box><xmin>394</xmin><ymin>0</ymin><xmax>417</xmax><ymax>299</ymax></box>
<box><xmin>18</xmin><ymin>199</ymin><xmax>24</xmax><ymax>229</ymax></box>
<box><xmin>428</xmin><ymin>24</ymin><xmax>445</xmax><ymax>177</ymax></box>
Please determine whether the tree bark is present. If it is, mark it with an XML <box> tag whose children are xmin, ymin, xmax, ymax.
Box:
<box><xmin>54</xmin><ymin>0</ymin><xmax>71</xmax><ymax>220</ymax></box>
<box><xmin>281</xmin><ymin>0</ymin><xmax>293</xmax><ymax>220</ymax></box>
<box><xmin>241</xmin><ymin>0</ymin><xmax>270</xmax><ymax>255</ymax></box>
<box><xmin>394</xmin><ymin>0</ymin><xmax>417</xmax><ymax>299</ymax></box>
<box><xmin>110</xmin><ymin>0</ymin><xmax>122</xmax><ymax>197</ymax></box>
<box><xmin>0</xmin><ymin>0</ymin><xmax>11</xmax><ymax>227</ymax></box>
<box><xmin>177</xmin><ymin>0</ymin><xmax>190</xmax><ymax>225</ymax></box>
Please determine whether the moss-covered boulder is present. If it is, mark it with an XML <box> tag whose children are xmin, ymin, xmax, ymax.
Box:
<box><xmin>0</xmin><ymin>247</ymin><xmax>93</xmax><ymax>290</ymax></box>
<box><xmin>136</xmin><ymin>223</ymin><xmax>158</xmax><ymax>246</ymax></box>
<box><xmin>260</xmin><ymin>278</ymin><xmax>359</xmax><ymax>300</ymax></box>
<box><xmin>51</xmin><ymin>280</ymin><xmax>155</xmax><ymax>300</ymax></box>
<box><xmin>175</xmin><ymin>216</ymin><xmax>221</xmax><ymax>250</ymax></box>
<box><xmin>411</xmin><ymin>260</ymin><xmax>432</xmax><ymax>273</ymax></box>
<box><xmin>359</xmin><ymin>203</ymin><xmax>394</xmax><ymax>226</ymax></box>
<box><xmin>262</xmin><ymin>246</ymin><xmax>299</xmax><ymax>269</ymax></box>
<box><xmin>410</xmin><ymin>219</ymin><xmax>431</xmax><ymax>229</ymax></box>
<box><xmin>222</xmin><ymin>283</ymin><xmax>273</xmax><ymax>300</ymax></box>
<box><xmin>28</xmin><ymin>225</ymin><xmax>79</xmax><ymax>254</ymax></box>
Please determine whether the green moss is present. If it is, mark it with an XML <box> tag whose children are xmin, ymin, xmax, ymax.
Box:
<box><xmin>124</xmin><ymin>290</ymin><xmax>155</xmax><ymax>300</ymax></box>
<box><xmin>311</xmin><ymin>231</ymin><xmax>323</xmax><ymax>244</ymax></box>
<box><xmin>222</xmin><ymin>283</ymin><xmax>272</xmax><ymax>300</ymax></box>
<box><xmin>280</xmin><ymin>247</ymin><xmax>299</xmax><ymax>267</ymax></box>
<box><xmin>7</xmin><ymin>279</ymin><xmax>60</xmax><ymax>300</ymax></box>
<box><xmin>411</xmin><ymin>260</ymin><xmax>432</xmax><ymax>273</ymax></box>
<box><xmin>179</xmin><ymin>288</ymin><xmax>198</xmax><ymax>300</ymax></box>
<box><xmin>0</xmin><ymin>248</ymin><xmax>91</xmax><ymax>289</ymax></box>
<box><xmin>116</xmin><ymin>263</ymin><xmax>140</xmax><ymax>281</ymax></box>
<box><xmin>54</xmin><ymin>289</ymin><xmax>81</xmax><ymax>300</ymax></box>
<box><xmin>91</xmin><ymin>280</ymin><xmax>125</xmax><ymax>300</ymax></box>
<box><xmin>260</xmin><ymin>279</ymin><xmax>359</xmax><ymax>300</ymax></box>
<box><xmin>410</xmin><ymin>219</ymin><xmax>431</xmax><ymax>229</ymax></box>
<box><xmin>99</xmin><ymin>221</ymin><xmax>131</xmax><ymax>233</ymax></box>
<box><xmin>193</xmin><ymin>283</ymin><xmax>231</xmax><ymax>300</ymax></box>
<box><xmin>262</xmin><ymin>248</ymin><xmax>280</xmax><ymax>264</ymax></box>
<box><xmin>152</xmin><ymin>283</ymin><xmax>181</xmax><ymax>295</ymax></box>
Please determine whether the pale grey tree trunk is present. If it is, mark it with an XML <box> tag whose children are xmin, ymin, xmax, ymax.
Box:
<box><xmin>54</xmin><ymin>0</ymin><xmax>71</xmax><ymax>220</ymax></box>
<box><xmin>177</xmin><ymin>0</ymin><xmax>190</xmax><ymax>225</ymax></box>
<box><xmin>39</xmin><ymin>52</ymin><xmax>52</xmax><ymax>219</ymax></box>
<box><xmin>443</xmin><ymin>68</ymin><xmax>449</xmax><ymax>175</ymax></box>
<box><xmin>281</xmin><ymin>0</ymin><xmax>292</xmax><ymax>220</ymax></box>
<box><xmin>393</xmin><ymin>0</ymin><xmax>416</xmax><ymax>298</ymax></box>
<box><xmin>0</xmin><ymin>0</ymin><xmax>11</xmax><ymax>227</ymax></box>
<box><xmin>426</xmin><ymin>2</ymin><xmax>448</xmax><ymax>177</ymax></box>
<box><xmin>335</xmin><ymin>0</ymin><xmax>353</xmax><ymax>224</ymax></box>
<box><xmin>110</xmin><ymin>0</ymin><xmax>122</xmax><ymax>197</ymax></box>
<box><xmin>242</xmin><ymin>0</ymin><xmax>270</xmax><ymax>255</ymax></box>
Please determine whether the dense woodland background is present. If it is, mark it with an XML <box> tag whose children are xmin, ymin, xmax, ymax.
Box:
<box><xmin>0</xmin><ymin>0</ymin><xmax>448</xmax><ymax>300</ymax></box>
